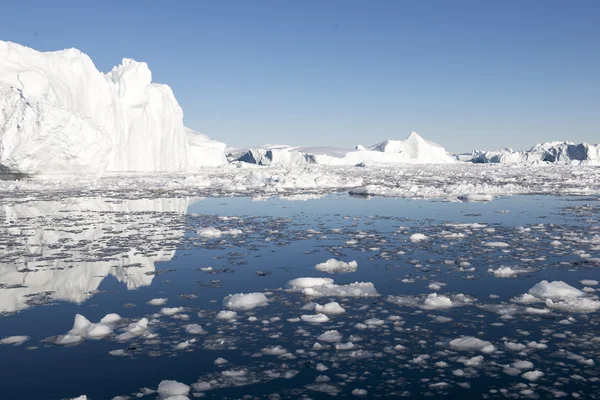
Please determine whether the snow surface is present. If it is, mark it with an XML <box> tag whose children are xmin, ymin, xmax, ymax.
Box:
<box><xmin>0</xmin><ymin>41</ymin><xmax>225</xmax><ymax>175</ymax></box>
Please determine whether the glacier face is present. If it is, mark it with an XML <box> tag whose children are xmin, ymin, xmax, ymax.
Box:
<box><xmin>232</xmin><ymin>132</ymin><xmax>456</xmax><ymax>166</ymax></box>
<box><xmin>0</xmin><ymin>41</ymin><xmax>226</xmax><ymax>175</ymax></box>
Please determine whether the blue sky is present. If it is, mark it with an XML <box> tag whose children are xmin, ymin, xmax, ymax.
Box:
<box><xmin>1</xmin><ymin>0</ymin><xmax>599</xmax><ymax>152</ymax></box>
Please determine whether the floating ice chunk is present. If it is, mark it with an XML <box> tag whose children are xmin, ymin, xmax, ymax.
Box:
<box><xmin>175</xmin><ymin>339</ymin><xmax>195</xmax><ymax>350</ymax></box>
<box><xmin>488</xmin><ymin>266</ymin><xmax>531</xmax><ymax>277</ymax></box>
<box><xmin>261</xmin><ymin>345</ymin><xmax>288</xmax><ymax>356</ymax></box>
<box><xmin>315</xmin><ymin>258</ymin><xmax>358</xmax><ymax>273</ymax></box>
<box><xmin>302</xmin><ymin>282</ymin><xmax>380</xmax><ymax>298</ymax></box>
<box><xmin>504</xmin><ymin>341</ymin><xmax>527</xmax><ymax>351</ymax></box>
<box><xmin>70</xmin><ymin>396</ymin><xmax>88</xmax><ymax>400</ymax></box>
<box><xmin>196</xmin><ymin>227</ymin><xmax>224</xmax><ymax>238</ymax></box>
<box><xmin>336</xmin><ymin>342</ymin><xmax>355</xmax><ymax>350</ymax></box>
<box><xmin>410</xmin><ymin>233</ymin><xmax>428</xmax><ymax>242</ymax></box>
<box><xmin>423</xmin><ymin>293</ymin><xmax>453</xmax><ymax>309</ymax></box>
<box><xmin>528</xmin><ymin>280</ymin><xmax>584</xmax><ymax>300</ymax></box>
<box><xmin>458</xmin><ymin>193</ymin><xmax>493</xmax><ymax>202</ymax></box>
<box><xmin>546</xmin><ymin>298</ymin><xmax>600</xmax><ymax>313</ymax></box>
<box><xmin>364</xmin><ymin>318</ymin><xmax>385</xmax><ymax>326</ymax></box>
<box><xmin>580</xmin><ymin>279</ymin><xmax>599</xmax><ymax>286</ymax></box>
<box><xmin>484</xmin><ymin>242</ymin><xmax>510</xmax><ymax>248</ymax></box>
<box><xmin>316</xmin><ymin>363</ymin><xmax>329</xmax><ymax>372</ymax></box>
<box><xmin>116</xmin><ymin>318</ymin><xmax>148</xmax><ymax>341</ymax></box>
<box><xmin>0</xmin><ymin>336</ymin><xmax>29</xmax><ymax>346</ymax></box>
<box><xmin>317</xmin><ymin>330</ymin><xmax>343</xmax><ymax>343</ymax></box>
<box><xmin>513</xmin><ymin>360</ymin><xmax>534</xmax><ymax>370</ymax></box>
<box><xmin>352</xmin><ymin>388</ymin><xmax>368</xmax><ymax>396</ymax></box>
<box><xmin>306</xmin><ymin>383</ymin><xmax>341</xmax><ymax>396</ymax></box>
<box><xmin>223</xmin><ymin>292</ymin><xmax>269</xmax><ymax>311</ymax></box>
<box><xmin>86</xmin><ymin>324</ymin><xmax>112</xmax><ymax>338</ymax></box>
<box><xmin>314</xmin><ymin>302</ymin><xmax>346</xmax><ymax>315</ymax></box>
<box><xmin>157</xmin><ymin>380</ymin><xmax>190</xmax><ymax>398</ymax></box>
<box><xmin>100</xmin><ymin>313</ymin><xmax>122</xmax><ymax>325</ymax></box>
<box><xmin>522</xmin><ymin>370</ymin><xmax>544</xmax><ymax>381</ymax></box>
<box><xmin>214</xmin><ymin>357</ymin><xmax>228</xmax><ymax>365</ymax></box>
<box><xmin>449</xmin><ymin>337</ymin><xmax>496</xmax><ymax>353</ymax></box>
<box><xmin>148</xmin><ymin>298</ymin><xmax>168</xmax><ymax>306</ymax></box>
<box><xmin>161</xmin><ymin>307</ymin><xmax>185</xmax><ymax>316</ymax></box>
<box><xmin>287</xmin><ymin>277</ymin><xmax>335</xmax><ymax>291</ymax></box>
<box><xmin>301</xmin><ymin>314</ymin><xmax>330</xmax><ymax>323</ymax></box>
<box><xmin>56</xmin><ymin>333</ymin><xmax>85</xmax><ymax>345</ymax></box>
<box><xmin>184</xmin><ymin>324</ymin><xmax>206</xmax><ymax>335</ymax></box>
<box><xmin>216</xmin><ymin>311</ymin><xmax>238</xmax><ymax>320</ymax></box>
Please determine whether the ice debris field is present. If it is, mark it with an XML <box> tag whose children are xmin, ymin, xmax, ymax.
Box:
<box><xmin>1</xmin><ymin>42</ymin><xmax>600</xmax><ymax>400</ymax></box>
<box><xmin>1</xmin><ymin>194</ymin><xmax>600</xmax><ymax>399</ymax></box>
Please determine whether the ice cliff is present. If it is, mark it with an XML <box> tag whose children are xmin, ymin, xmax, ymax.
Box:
<box><xmin>0</xmin><ymin>41</ymin><xmax>226</xmax><ymax>175</ymax></box>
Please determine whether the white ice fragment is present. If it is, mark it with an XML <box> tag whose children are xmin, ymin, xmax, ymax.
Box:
<box><xmin>317</xmin><ymin>330</ymin><xmax>343</xmax><ymax>343</ymax></box>
<box><xmin>528</xmin><ymin>280</ymin><xmax>584</xmax><ymax>300</ymax></box>
<box><xmin>423</xmin><ymin>293</ymin><xmax>453</xmax><ymax>309</ymax></box>
<box><xmin>161</xmin><ymin>307</ymin><xmax>185</xmax><ymax>316</ymax></box>
<box><xmin>287</xmin><ymin>277</ymin><xmax>335</xmax><ymax>291</ymax></box>
<box><xmin>216</xmin><ymin>310</ymin><xmax>238</xmax><ymax>320</ymax></box>
<box><xmin>184</xmin><ymin>324</ymin><xmax>206</xmax><ymax>335</ymax></box>
<box><xmin>301</xmin><ymin>314</ymin><xmax>330</xmax><ymax>323</ymax></box>
<box><xmin>0</xmin><ymin>336</ymin><xmax>29</xmax><ymax>346</ymax></box>
<box><xmin>314</xmin><ymin>302</ymin><xmax>346</xmax><ymax>315</ymax></box>
<box><xmin>449</xmin><ymin>337</ymin><xmax>496</xmax><ymax>353</ymax></box>
<box><xmin>522</xmin><ymin>370</ymin><xmax>544</xmax><ymax>381</ymax></box>
<box><xmin>315</xmin><ymin>259</ymin><xmax>358</xmax><ymax>273</ymax></box>
<box><xmin>410</xmin><ymin>233</ymin><xmax>428</xmax><ymax>242</ymax></box>
<box><xmin>484</xmin><ymin>242</ymin><xmax>510</xmax><ymax>248</ymax></box>
<box><xmin>157</xmin><ymin>380</ymin><xmax>190</xmax><ymax>398</ymax></box>
<box><xmin>223</xmin><ymin>292</ymin><xmax>269</xmax><ymax>311</ymax></box>
<box><xmin>148</xmin><ymin>298</ymin><xmax>168</xmax><ymax>306</ymax></box>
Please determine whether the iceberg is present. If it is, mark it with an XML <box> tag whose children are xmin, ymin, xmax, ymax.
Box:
<box><xmin>0</xmin><ymin>41</ymin><xmax>225</xmax><ymax>175</ymax></box>
<box><xmin>232</xmin><ymin>132</ymin><xmax>456</xmax><ymax>166</ymax></box>
<box><xmin>472</xmin><ymin>141</ymin><xmax>600</xmax><ymax>165</ymax></box>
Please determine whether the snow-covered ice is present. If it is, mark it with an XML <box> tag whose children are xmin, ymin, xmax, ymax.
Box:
<box><xmin>315</xmin><ymin>258</ymin><xmax>358</xmax><ymax>273</ymax></box>
<box><xmin>223</xmin><ymin>293</ymin><xmax>269</xmax><ymax>311</ymax></box>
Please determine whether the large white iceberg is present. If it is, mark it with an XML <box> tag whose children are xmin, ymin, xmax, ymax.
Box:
<box><xmin>0</xmin><ymin>41</ymin><xmax>225</xmax><ymax>175</ymax></box>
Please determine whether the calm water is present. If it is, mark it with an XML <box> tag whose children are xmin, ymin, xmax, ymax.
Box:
<box><xmin>0</xmin><ymin>194</ymin><xmax>599</xmax><ymax>399</ymax></box>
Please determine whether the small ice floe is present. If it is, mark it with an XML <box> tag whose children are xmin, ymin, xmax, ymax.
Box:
<box><xmin>388</xmin><ymin>293</ymin><xmax>474</xmax><ymax>310</ymax></box>
<box><xmin>545</xmin><ymin>298</ymin><xmax>600</xmax><ymax>313</ymax></box>
<box><xmin>0</xmin><ymin>336</ymin><xmax>30</xmax><ymax>346</ymax></box>
<box><xmin>175</xmin><ymin>339</ymin><xmax>196</xmax><ymax>350</ymax></box>
<box><xmin>214</xmin><ymin>357</ymin><xmax>228</xmax><ymax>365</ymax></box>
<box><xmin>157</xmin><ymin>380</ymin><xmax>190</xmax><ymax>399</ymax></box>
<box><xmin>261</xmin><ymin>345</ymin><xmax>288</xmax><ymax>356</ymax></box>
<box><xmin>427</xmin><ymin>281</ymin><xmax>446</xmax><ymax>291</ymax></box>
<box><xmin>317</xmin><ymin>330</ymin><xmax>343</xmax><ymax>343</ymax></box>
<box><xmin>306</xmin><ymin>383</ymin><xmax>341</xmax><ymax>396</ymax></box>
<box><xmin>409</xmin><ymin>233</ymin><xmax>428</xmax><ymax>242</ymax></box>
<box><xmin>70</xmin><ymin>396</ymin><xmax>88</xmax><ymax>400</ymax></box>
<box><xmin>352</xmin><ymin>388</ymin><xmax>368</xmax><ymax>396</ymax></box>
<box><xmin>521</xmin><ymin>370</ymin><xmax>544</xmax><ymax>381</ymax></box>
<box><xmin>116</xmin><ymin>318</ymin><xmax>149</xmax><ymax>341</ymax></box>
<box><xmin>287</xmin><ymin>277</ymin><xmax>334</xmax><ymax>291</ymax></box>
<box><xmin>528</xmin><ymin>280</ymin><xmax>584</xmax><ymax>300</ymax></box>
<box><xmin>484</xmin><ymin>242</ymin><xmax>510</xmax><ymax>248</ymax></box>
<box><xmin>184</xmin><ymin>324</ymin><xmax>206</xmax><ymax>335</ymax></box>
<box><xmin>488</xmin><ymin>266</ymin><xmax>532</xmax><ymax>277</ymax></box>
<box><xmin>197</xmin><ymin>227</ymin><xmax>243</xmax><ymax>238</ymax></box>
<box><xmin>223</xmin><ymin>292</ymin><xmax>269</xmax><ymax>310</ymax></box>
<box><xmin>160</xmin><ymin>307</ymin><xmax>185</xmax><ymax>316</ymax></box>
<box><xmin>147</xmin><ymin>298</ymin><xmax>168</xmax><ymax>306</ymax></box>
<box><xmin>302</xmin><ymin>282</ymin><xmax>380</xmax><ymax>298</ymax></box>
<box><xmin>301</xmin><ymin>314</ymin><xmax>330</xmax><ymax>323</ymax></box>
<box><xmin>449</xmin><ymin>336</ymin><xmax>496</xmax><ymax>353</ymax></box>
<box><xmin>314</xmin><ymin>302</ymin><xmax>346</xmax><ymax>315</ymax></box>
<box><xmin>458</xmin><ymin>193</ymin><xmax>493</xmax><ymax>202</ymax></box>
<box><xmin>315</xmin><ymin>258</ymin><xmax>358</xmax><ymax>273</ymax></box>
<box><xmin>56</xmin><ymin>313</ymin><xmax>121</xmax><ymax>345</ymax></box>
<box><xmin>216</xmin><ymin>311</ymin><xmax>238</xmax><ymax>320</ymax></box>
<box><xmin>580</xmin><ymin>279</ymin><xmax>599</xmax><ymax>286</ymax></box>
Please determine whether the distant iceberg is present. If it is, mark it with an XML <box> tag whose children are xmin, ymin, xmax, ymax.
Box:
<box><xmin>232</xmin><ymin>131</ymin><xmax>456</xmax><ymax>166</ymax></box>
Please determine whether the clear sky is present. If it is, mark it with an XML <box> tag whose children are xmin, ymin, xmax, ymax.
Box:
<box><xmin>1</xmin><ymin>0</ymin><xmax>599</xmax><ymax>152</ymax></box>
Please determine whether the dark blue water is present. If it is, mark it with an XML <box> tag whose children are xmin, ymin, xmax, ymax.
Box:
<box><xmin>0</xmin><ymin>194</ymin><xmax>599</xmax><ymax>399</ymax></box>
